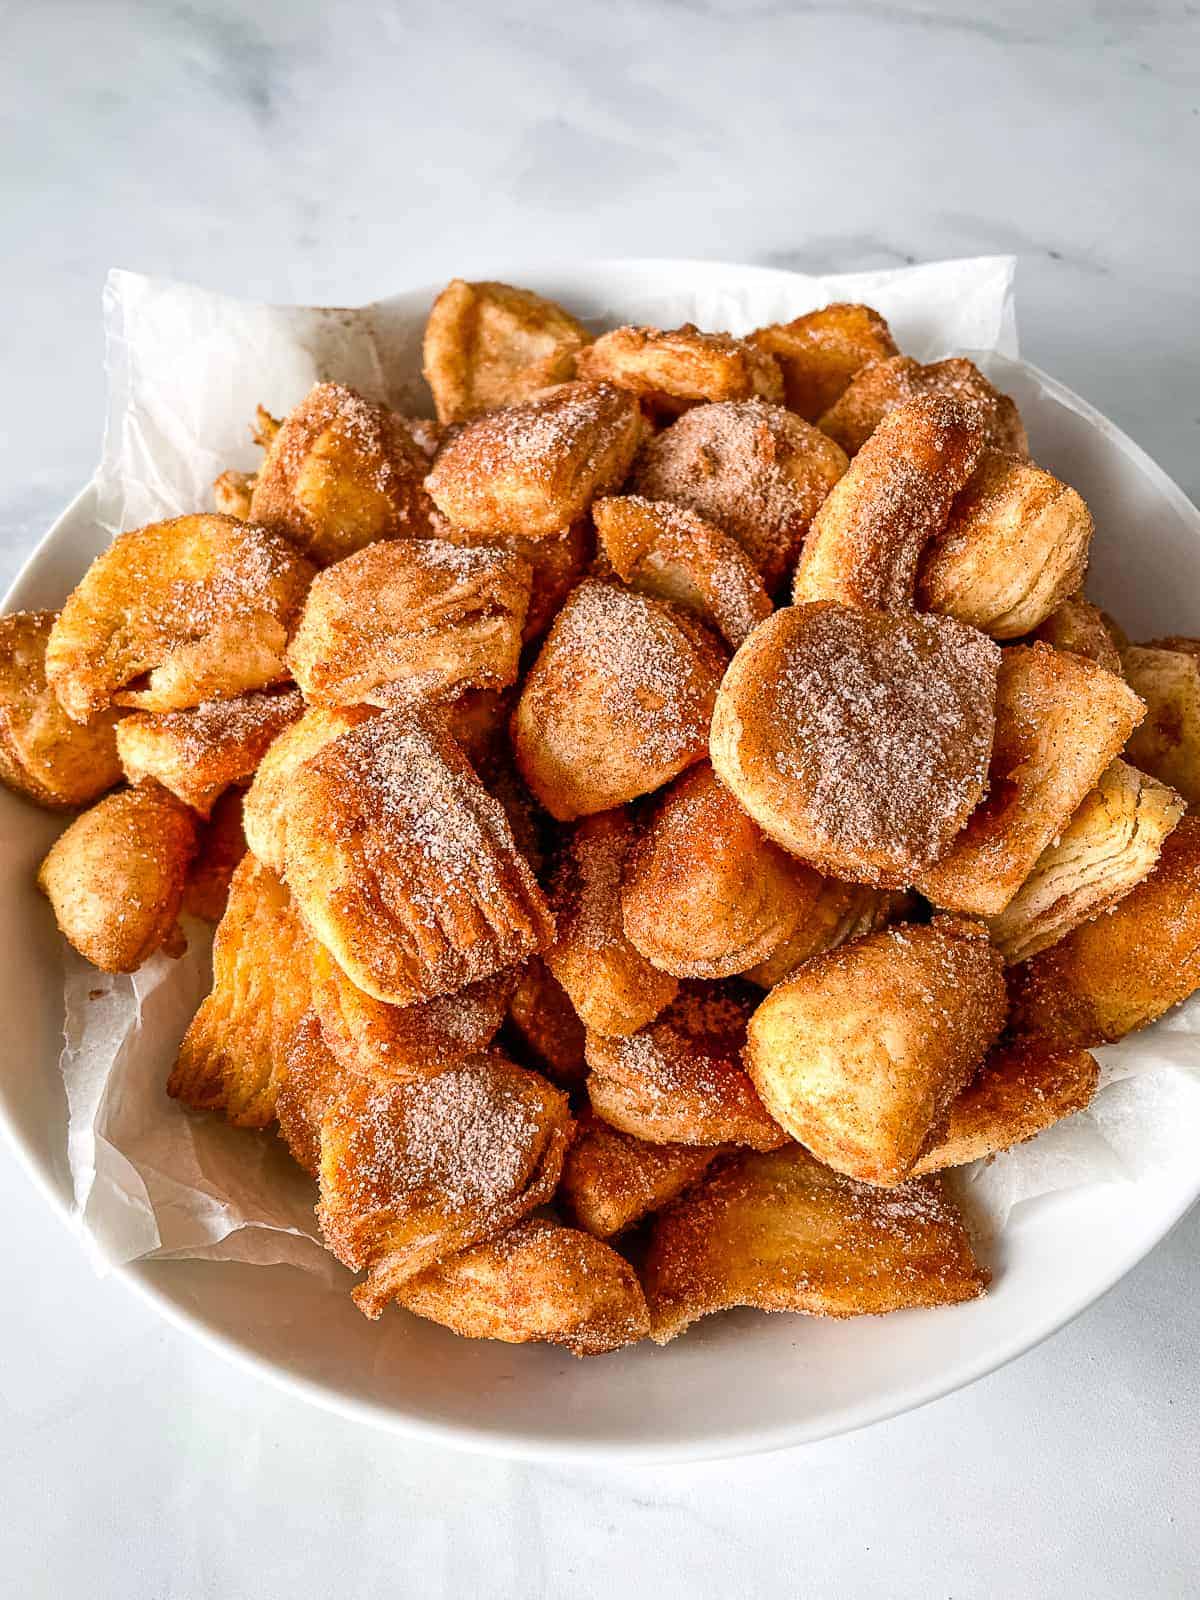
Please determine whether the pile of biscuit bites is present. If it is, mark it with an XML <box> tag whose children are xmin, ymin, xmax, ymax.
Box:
<box><xmin>7</xmin><ymin>281</ymin><xmax>1200</xmax><ymax>1356</ymax></box>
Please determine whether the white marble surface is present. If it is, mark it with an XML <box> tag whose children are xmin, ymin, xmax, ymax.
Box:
<box><xmin>2</xmin><ymin>2</ymin><xmax>1199</xmax><ymax>1594</ymax></box>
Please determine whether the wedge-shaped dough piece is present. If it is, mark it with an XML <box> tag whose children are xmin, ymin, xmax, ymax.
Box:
<box><xmin>819</xmin><ymin>354</ymin><xmax>1028</xmax><ymax>458</ymax></box>
<box><xmin>919</xmin><ymin>453</ymin><xmax>1093</xmax><ymax>637</ymax></box>
<box><xmin>546</xmin><ymin>809</ymin><xmax>678</xmax><ymax>1037</ymax></box>
<box><xmin>911</xmin><ymin>1040</ymin><xmax>1099</xmax><ymax>1175</ymax></box>
<box><xmin>182</xmin><ymin>789</ymin><xmax>248</xmax><ymax>923</ymax></box>
<box><xmin>918</xmin><ymin>643</ymin><xmax>1146</xmax><ymax>916</ymax></box>
<box><xmin>249</xmin><ymin>382</ymin><xmax>436</xmax><ymax>564</ymax></box>
<box><xmin>168</xmin><ymin>855</ymin><xmax>313</xmax><ymax>1125</ymax></box>
<box><xmin>242</xmin><ymin>703</ymin><xmax>376</xmax><ymax>875</ymax></box>
<box><xmin>116</xmin><ymin>686</ymin><xmax>304</xmax><ymax>817</ymax></box>
<box><xmin>46</xmin><ymin>515</ymin><xmax>314</xmax><ymax>722</ymax></box>
<box><xmin>592</xmin><ymin>496</ymin><xmax>771</xmax><ymax>649</ymax></box>
<box><xmin>311</xmin><ymin>943</ymin><xmax>514</xmax><ymax>1082</ymax></box>
<box><xmin>743</xmin><ymin>884</ymin><xmax>911</xmax><ymax>989</ymax></box>
<box><xmin>643</xmin><ymin>1143</ymin><xmax>989</xmax><ymax>1342</ymax></box>
<box><xmin>1006</xmin><ymin>814</ymin><xmax>1200</xmax><ymax>1046</ymax></box>
<box><xmin>746</xmin><ymin>920</ymin><xmax>1007</xmax><ymax>1186</ymax></box>
<box><xmin>506</xmin><ymin>957</ymin><xmax>588</xmax><ymax>1086</ymax></box>
<box><xmin>711</xmin><ymin>603</ymin><xmax>1000</xmax><ymax>887</ymax></box>
<box><xmin>317</xmin><ymin>1049</ymin><xmax>572</xmax><ymax>1317</ymax></box>
<box><xmin>436</xmin><ymin>518</ymin><xmax>592</xmax><ymax>643</ymax></box>
<box><xmin>558</xmin><ymin>1111</ymin><xmax>720</xmax><ymax>1238</ymax></box>
<box><xmin>587</xmin><ymin>982</ymin><xmax>786</xmax><ymax>1150</ymax></box>
<box><xmin>0</xmin><ymin>610</ymin><xmax>122</xmax><ymax>809</ymax></box>
<box><xmin>286</xmin><ymin>537</ymin><xmax>531</xmax><ymax>708</ymax></box>
<box><xmin>631</xmin><ymin>398</ymin><xmax>848</xmax><ymax>591</ymax></box>
<box><xmin>398</xmin><ymin>1216</ymin><xmax>650</xmax><ymax>1357</ymax></box>
<box><xmin>38</xmin><ymin>784</ymin><xmax>197</xmax><ymax>972</ymax></box>
<box><xmin>987</xmin><ymin>760</ymin><xmax>1183</xmax><ymax>963</ymax></box>
<box><xmin>1032</xmin><ymin>591</ymin><xmax>1124</xmax><ymax>673</ymax></box>
<box><xmin>576</xmin><ymin>323</ymin><xmax>783</xmax><ymax>415</ymax></box>
<box><xmin>285</xmin><ymin>710</ymin><xmax>552</xmax><ymax>1004</ymax></box>
<box><xmin>276</xmin><ymin>1010</ymin><xmax>346</xmax><ymax>1176</ymax></box>
<box><xmin>792</xmin><ymin>395</ymin><xmax>984</xmax><ymax>612</ymax></box>
<box><xmin>621</xmin><ymin>762</ymin><xmax>828</xmax><ymax>980</ymax></box>
<box><xmin>423</xmin><ymin>279</ymin><xmax>592</xmax><ymax>425</ymax></box>
<box><xmin>1121</xmin><ymin>642</ymin><xmax>1200</xmax><ymax>806</ymax></box>
<box><xmin>749</xmin><ymin>302</ymin><xmax>899</xmax><ymax>421</ymax></box>
<box><xmin>425</xmin><ymin>380</ymin><xmax>642</xmax><ymax>538</ymax></box>
<box><xmin>512</xmin><ymin>579</ymin><xmax>726</xmax><ymax>820</ymax></box>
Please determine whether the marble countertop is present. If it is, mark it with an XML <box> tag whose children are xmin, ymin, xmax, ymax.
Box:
<box><xmin>2</xmin><ymin>2</ymin><xmax>1198</xmax><ymax>1595</ymax></box>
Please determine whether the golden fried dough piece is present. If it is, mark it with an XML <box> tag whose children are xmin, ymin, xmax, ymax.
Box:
<box><xmin>425</xmin><ymin>381</ymin><xmax>642</xmax><ymax>539</ymax></box>
<box><xmin>506</xmin><ymin>957</ymin><xmax>587</xmax><ymax>1086</ymax></box>
<box><xmin>512</xmin><ymin>579</ymin><xmax>726</xmax><ymax>820</ymax></box>
<box><xmin>987</xmin><ymin>760</ymin><xmax>1183</xmax><ymax>963</ymax></box>
<box><xmin>631</xmin><ymin>398</ymin><xmax>848</xmax><ymax>591</ymax></box>
<box><xmin>911</xmin><ymin>1040</ymin><xmax>1099</xmax><ymax>1175</ymax></box>
<box><xmin>745</xmin><ymin>920</ymin><xmax>1007</xmax><ymax>1186</ymax></box>
<box><xmin>38</xmin><ymin>784</ymin><xmax>197</xmax><ymax>972</ymax></box>
<box><xmin>643</xmin><ymin>1143</ymin><xmax>988</xmax><ymax>1342</ymax></box>
<box><xmin>169</xmin><ymin>855</ymin><xmax>313</xmax><ymax>1124</ymax></box>
<box><xmin>919</xmin><ymin>454</ymin><xmax>1093</xmax><ymax>638</ymax></box>
<box><xmin>1006</xmin><ymin>814</ymin><xmax>1200</xmax><ymax>1046</ymax></box>
<box><xmin>576</xmin><ymin>323</ymin><xmax>783</xmax><ymax>415</ymax></box>
<box><xmin>212</xmin><ymin>468</ymin><xmax>255</xmax><ymax>519</ymax></box>
<box><xmin>286</xmin><ymin>537</ymin><xmax>531</xmax><ymax>708</ymax></box>
<box><xmin>436</xmin><ymin>518</ymin><xmax>592</xmax><ymax>643</ymax></box>
<box><xmin>792</xmin><ymin>395</ymin><xmax>985</xmax><ymax>612</ymax></box>
<box><xmin>423</xmin><ymin>279</ymin><xmax>592</xmax><ymax>425</ymax></box>
<box><xmin>249</xmin><ymin>382</ymin><xmax>436</xmax><ymax>564</ymax></box>
<box><xmin>918</xmin><ymin>644</ymin><xmax>1146</xmax><ymax>916</ymax></box>
<box><xmin>276</xmin><ymin>1010</ymin><xmax>346</xmax><ymax>1176</ymax></box>
<box><xmin>1121</xmin><ymin>642</ymin><xmax>1200</xmax><ymax>806</ymax></box>
<box><xmin>285</xmin><ymin>710</ymin><xmax>553</xmax><ymax>1004</ymax></box>
<box><xmin>317</xmin><ymin>1050</ymin><xmax>572</xmax><ymax>1317</ymax></box>
<box><xmin>820</xmin><ymin>355</ymin><xmax>1028</xmax><ymax>458</ymax></box>
<box><xmin>310</xmin><ymin>943</ymin><xmax>514</xmax><ymax>1082</ymax></box>
<box><xmin>711</xmin><ymin>603</ymin><xmax>1000</xmax><ymax>887</ymax></box>
<box><xmin>587</xmin><ymin>982</ymin><xmax>787</xmax><ymax>1151</ymax></box>
<box><xmin>46</xmin><ymin>515</ymin><xmax>314</xmax><ymax>722</ymax></box>
<box><xmin>116</xmin><ymin>686</ymin><xmax>304</xmax><ymax>817</ymax></box>
<box><xmin>620</xmin><ymin>763</ymin><xmax>826</xmax><ymax>979</ymax></box>
<box><xmin>1032</xmin><ymin>591</ymin><xmax>1124</xmax><ymax>673</ymax></box>
<box><xmin>182</xmin><ymin>789</ymin><xmax>248</xmax><ymax>922</ymax></box>
<box><xmin>742</xmin><ymin>884</ymin><xmax>911</xmax><ymax>989</ymax></box>
<box><xmin>398</xmin><ymin>1217</ymin><xmax>649</xmax><ymax>1357</ymax></box>
<box><xmin>241</xmin><ymin>703</ymin><xmax>376</xmax><ymax>875</ymax></box>
<box><xmin>592</xmin><ymin>496</ymin><xmax>772</xmax><ymax>649</ymax></box>
<box><xmin>0</xmin><ymin>610</ymin><xmax>122</xmax><ymax>809</ymax></box>
<box><xmin>749</xmin><ymin>302</ymin><xmax>899</xmax><ymax>421</ymax></box>
<box><xmin>558</xmin><ymin>1111</ymin><xmax>720</xmax><ymax>1238</ymax></box>
<box><xmin>546</xmin><ymin>809</ymin><xmax>678</xmax><ymax>1037</ymax></box>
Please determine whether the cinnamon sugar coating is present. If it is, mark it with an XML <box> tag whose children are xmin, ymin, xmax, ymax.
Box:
<box><xmin>434</xmin><ymin>518</ymin><xmax>592</xmax><ymax>643</ymax></box>
<box><xmin>276</xmin><ymin>1010</ymin><xmax>346</xmax><ymax>1177</ymax></box>
<box><xmin>742</xmin><ymin>883</ymin><xmax>911</xmax><ymax>989</ymax></box>
<box><xmin>558</xmin><ymin>1110</ymin><xmax>721</xmax><ymax>1238</ymax></box>
<box><xmin>242</xmin><ymin>704</ymin><xmax>377</xmax><ymax>876</ymax></box>
<box><xmin>1121</xmin><ymin>640</ymin><xmax>1200</xmax><ymax>806</ymax></box>
<box><xmin>1031</xmin><ymin>592</ymin><xmax>1124</xmax><ymax>674</ymax></box>
<box><xmin>820</xmin><ymin>354</ymin><xmax>1028</xmax><ymax>458</ymax></box>
<box><xmin>749</xmin><ymin>302</ymin><xmax>899</xmax><ymax>420</ymax></box>
<box><xmin>505</xmin><ymin>956</ymin><xmax>588</xmax><ymax>1086</ymax></box>
<box><xmin>576</xmin><ymin>322</ymin><xmax>783</xmax><ymax>416</ymax></box>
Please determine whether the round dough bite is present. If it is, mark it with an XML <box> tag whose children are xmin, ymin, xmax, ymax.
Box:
<box><xmin>576</xmin><ymin>323</ymin><xmax>783</xmax><ymax>415</ymax></box>
<box><xmin>242</xmin><ymin>703</ymin><xmax>377</xmax><ymax>875</ymax></box>
<box><xmin>749</xmin><ymin>301</ymin><xmax>899</xmax><ymax>421</ymax></box>
<box><xmin>819</xmin><ymin>354</ymin><xmax>1028</xmax><ymax>458</ymax></box>
<box><xmin>1032</xmin><ymin>591</ymin><xmax>1125</xmax><ymax>673</ymax></box>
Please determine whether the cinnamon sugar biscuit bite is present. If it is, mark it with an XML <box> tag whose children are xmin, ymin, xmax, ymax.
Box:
<box><xmin>512</xmin><ymin>579</ymin><xmax>726</xmax><ymax>820</ymax></box>
<box><xmin>242</xmin><ymin>703</ymin><xmax>377</xmax><ymax>875</ymax></box>
<box><xmin>276</xmin><ymin>1010</ymin><xmax>345</xmax><ymax>1176</ymax></box>
<box><xmin>38</xmin><ymin>783</ymin><xmax>198</xmax><ymax>972</ymax></box>
<box><xmin>919</xmin><ymin>454</ymin><xmax>1093</xmax><ymax>637</ymax></box>
<box><xmin>1032</xmin><ymin>591</ymin><xmax>1125</xmax><ymax>673</ymax></box>
<box><xmin>1121</xmin><ymin>640</ymin><xmax>1200</xmax><ymax>806</ymax></box>
<box><xmin>46</xmin><ymin>515</ymin><xmax>314</xmax><ymax>722</ymax></box>
<box><xmin>631</xmin><ymin>398</ymin><xmax>848</xmax><ymax>591</ymax></box>
<box><xmin>0</xmin><ymin>610</ymin><xmax>122</xmax><ymax>809</ymax></box>
<box><xmin>592</xmin><ymin>496</ymin><xmax>772</xmax><ymax>649</ymax></box>
<box><xmin>116</xmin><ymin>686</ymin><xmax>304</xmax><ymax>817</ymax></box>
<box><xmin>711</xmin><ymin>603</ymin><xmax>1000</xmax><ymax>887</ymax></box>
<box><xmin>745</xmin><ymin>919</ymin><xmax>1007</xmax><ymax>1186</ymax></box>
<box><xmin>586</xmin><ymin>982</ymin><xmax>787</xmax><ymax>1151</ymax></box>
<box><xmin>425</xmin><ymin>380</ymin><xmax>642</xmax><ymax>539</ymax></box>
<box><xmin>436</xmin><ymin>518</ymin><xmax>592</xmax><ymax>644</ymax></box>
<box><xmin>182</xmin><ymin>788</ymin><xmax>248</xmax><ymax>922</ymax></box>
<box><xmin>397</xmin><ymin>1217</ymin><xmax>650</xmax><ymax>1357</ymax></box>
<box><xmin>316</xmin><ymin>1049</ymin><xmax>572</xmax><ymax>1317</ymax></box>
<box><xmin>642</xmin><ymin>1144</ymin><xmax>989</xmax><ymax>1342</ymax></box>
<box><xmin>558</xmin><ymin>1110</ymin><xmax>721</xmax><ymax>1238</ymax></box>
<box><xmin>284</xmin><ymin>709</ymin><xmax>553</xmax><ymax>1005</ymax></box>
<box><xmin>791</xmin><ymin>395</ymin><xmax>986</xmax><ymax>612</ymax></box>
<box><xmin>819</xmin><ymin>354</ymin><xmax>1028</xmax><ymax>458</ymax></box>
<box><xmin>741</xmin><ymin>883</ymin><xmax>911</xmax><ymax>989</ymax></box>
<box><xmin>505</xmin><ymin>957</ymin><xmax>588</xmax><ymax>1085</ymax></box>
<box><xmin>249</xmin><ymin>382</ymin><xmax>436</xmax><ymax>563</ymax></box>
<box><xmin>749</xmin><ymin>302</ymin><xmax>899</xmax><ymax>420</ymax></box>
<box><xmin>918</xmin><ymin>644</ymin><xmax>1145</xmax><ymax>916</ymax></box>
<box><xmin>286</xmin><ymin>537</ymin><xmax>532</xmax><ymax>708</ymax></box>
<box><xmin>576</xmin><ymin>323</ymin><xmax>783</xmax><ymax>416</ymax></box>
<box><xmin>545</xmin><ymin>809</ymin><xmax>679</xmax><ymax>1037</ymax></box>
<box><xmin>1006</xmin><ymin>813</ymin><xmax>1200</xmax><ymax>1046</ymax></box>
<box><xmin>212</xmin><ymin>468</ymin><xmax>256</xmax><ymax>520</ymax></box>
<box><xmin>423</xmin><ymin>279</ymin><xmax>592</xmax><ymax>425</ymax></box>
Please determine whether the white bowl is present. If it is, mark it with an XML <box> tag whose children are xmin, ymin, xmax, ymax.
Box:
<box><xmin>3</xmin><ymin>261</ymin><xmax>1200</xmax><ymax>1464</ymax></box>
